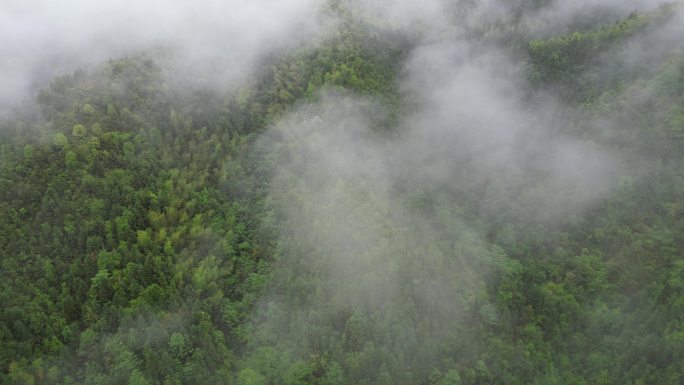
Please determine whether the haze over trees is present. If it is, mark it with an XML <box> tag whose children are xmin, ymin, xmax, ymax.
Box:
<box><xmin>1</xmin><ymin>0</ymin><xmax>684</xmax><ymax>384</ymax></box>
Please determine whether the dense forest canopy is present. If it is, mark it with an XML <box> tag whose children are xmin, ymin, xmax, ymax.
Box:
<box><xmin>1</xmin><ymin>0</ymin><xmax>684</xmax><ymax>384</ymax></box>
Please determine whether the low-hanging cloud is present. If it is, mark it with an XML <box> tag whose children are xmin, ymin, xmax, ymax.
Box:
<box><xmin>2</xmin><ymin>0</ymin><xmax>674</xmax><ymax>118</ymax></box>
<box><xmin>0</xmin><ymin>0</ymin><xmax>323</xmax><ymax>116</ymax></box>
<box><xmin>250</xmin><ymin>94</ymin><xmax>496</xmax><ymax>382</ymax></box>
<box><xmin>397</xmin><ymin>40</ymin><xmax>620</xmax><ymax>224</ymax></box>
<box><xmin>246</xmin><ymin>6</ymin><xmax>627</xmax><ymax>377</ymax></box>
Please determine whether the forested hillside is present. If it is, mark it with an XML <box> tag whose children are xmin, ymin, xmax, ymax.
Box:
<box><xmin>1</xmin><ymin>1</ymin><xmax>683</xmax><ymax>384</ymax></box>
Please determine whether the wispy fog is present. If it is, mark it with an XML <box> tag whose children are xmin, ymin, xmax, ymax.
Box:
<box><xmin>0</xmin><ymin>0</ymin><xmax>322</xmax><ymax>115</ymax></box>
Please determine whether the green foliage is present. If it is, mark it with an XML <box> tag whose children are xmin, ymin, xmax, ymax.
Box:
<box><xmin>1</xmin><ymin>5</ymin><xmax>684</xmax><ymax>385</ymax></box>
<box><xmin>71</xmin><ymin>124</ymin><xmax>86</xmax><ymax>137</ymax></box>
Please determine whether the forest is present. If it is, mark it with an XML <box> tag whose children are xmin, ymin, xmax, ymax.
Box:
<box><xmin>1</xmin><ymin>0</ymin><xmax>683</xmax><ymax>384</ymax></box>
